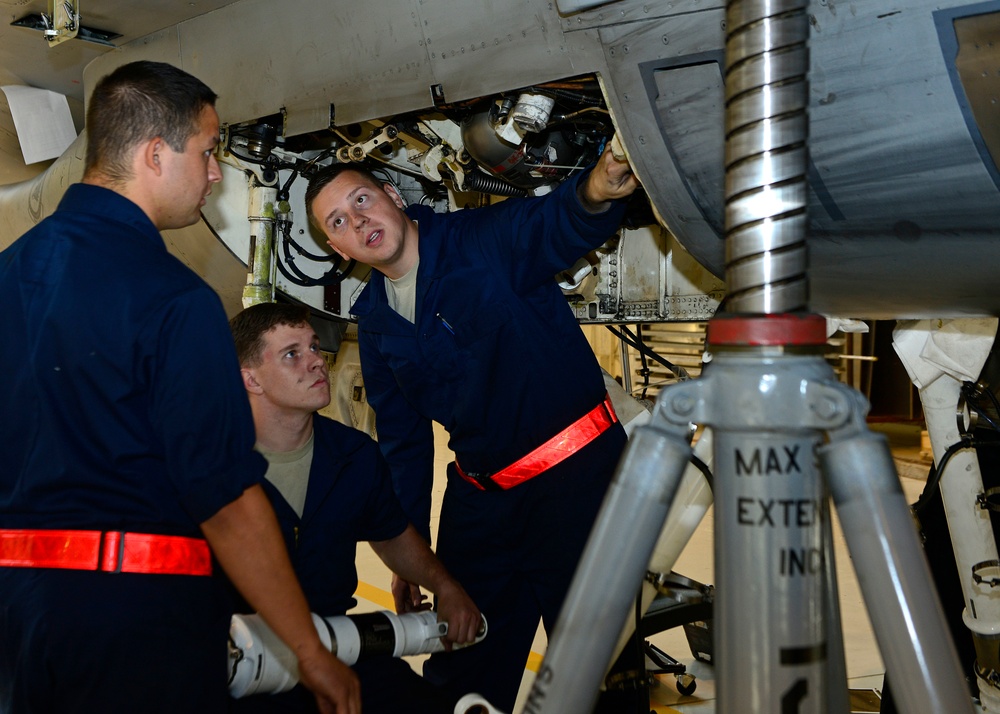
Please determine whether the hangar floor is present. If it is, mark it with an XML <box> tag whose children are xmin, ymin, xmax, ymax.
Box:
<box><xmin>350</xmin><ymin>422</ymin><xmax>934</xmax><ymax>714</ymax></box>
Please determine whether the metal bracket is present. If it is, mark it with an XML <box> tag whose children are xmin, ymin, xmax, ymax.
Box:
<box><xmin>336</xmin><ymin>125</ymin><xmax>399</xmax><ymax>163</ymax></box>
<box><xmin>972</xmin><ymin>559</ymin><xmax>1000</xmax><ymax>588</ymax></box>
<box><xmin>44</xmin><ymin>0</ymin><xmax>79</xmax><ymax>46</ymax></box>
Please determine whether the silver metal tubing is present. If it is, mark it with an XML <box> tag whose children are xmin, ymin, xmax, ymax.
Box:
<box><xmin>519</xmin><ymin>420</ymin><xmax>692</xmax><ymax>714</ymax></box>
<box><xmin>608</xmin><ymin>429</ymin><xmax>715</xmax><ymax>667</ymax></box>
<box><xmin>820</xmin><ymin>430</ymin><xmax>976</xmax><ymax>714</ymax></box>
<box><xmin>724</xmin><ymin>0</ymin><xmax>810</xmax><ymax>314</ymax></box>
<box><xmin>819</xmin><ymin>489</ymin><xmax>850</xmax><ymax>714</ymax></box>
<box><xmin>699</xmin><ymin>344</ymin><xmax>843</xmax><ymax>713</ymax></box>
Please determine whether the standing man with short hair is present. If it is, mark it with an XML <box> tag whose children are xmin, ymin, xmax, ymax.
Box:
<box><xmin>228</xmin><ymin>301</ymin><xmax>482</xmax><ymax>714</ymax></box>
<box><xmin>305</xmin><ymin>149</ymin><xmax>639</xmax><ymax>710</ymax></box>
<box><xmin>0</xmin><ymin>61</ymin><xmax>358</xmax><ymax>714</ymax></box>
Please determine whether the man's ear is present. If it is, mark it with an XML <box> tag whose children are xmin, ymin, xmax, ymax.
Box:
<box><xmin>383</xmin><ymin>182</ymin><xmax>405</xmax><ymax>210</ymax></box>
<box><xmin>326</xmin><ymin>240</ymin><xmax>352</xmax><ymax>262</ymax></box>
<box><xmin>142</xmin><ymin>138</ymin><xmax>164</xmax><ymax>175</ymax></box>
<box><xmin>241</xmin><ymin>367</ymin><xmax>263</xmax><ymax>394</ymax></box>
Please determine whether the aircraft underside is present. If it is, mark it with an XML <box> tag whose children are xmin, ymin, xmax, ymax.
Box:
<box><xmin>3</xmin><ymin>0</ymin><xmax>998</xmax><ymax>321</ymax></box>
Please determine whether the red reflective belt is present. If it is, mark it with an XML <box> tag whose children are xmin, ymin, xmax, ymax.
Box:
<box><xmin>0</xmin><ymin>529</ymin><xmax>212</xmax><ymax>576</ymax></box>
<box><xmin>456</xmin><ymin>392</ymin><xmax>619</xmax><ymax>491</ymax></box>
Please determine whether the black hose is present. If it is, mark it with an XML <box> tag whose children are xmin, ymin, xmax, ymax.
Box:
<box><xmin>690</xmin><ymin>453</ymin><xmax>714</xmax><ymax>492</ymax></box>
<box><xmin>463</xmin><ymin>169</ymin><xmax>527</xmax><ymax>197</ymax></box>
<box><xmin>277</xmin><ymin>225</ymin><xmax>356</xmax><ymax>287</ymax></box>
<box><xmin>912</xmin><ymin>381</ymin><xmax>1000</xmax><ymax>517</ymax></box>
<box><xmin>606</xmin><ymin>324</ymin><xmax>691</xmax><ymax>382</ymax></box>
<box><xmin>280</xmin><ymin>225</ymin><xmax>342</xmax><ymax>263</ymax></box>
<box><xmin>913</xmin><ymin>438</ymin><xmax>1000</xmax><ymax>518</ymax></box>
<box><xmin>636</xmin><ymin>324</ymin><xmax>650</xmax><ymax>400</ymax></box>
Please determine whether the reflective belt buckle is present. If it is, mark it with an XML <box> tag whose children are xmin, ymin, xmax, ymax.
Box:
<box><xmin>99</xmin><ymin>531</ymin><xmax>127</xmax><ymax>573</ymax></box>
<box><xmin>456</xmin><ymin>467</ymin><xmax>503</xmax><ymax>492</ymax></box>
<box><xmin>472</xmin><ymin>472</ymin><xmax>504</xmax><ymax>492</ymax></box>
<box><xmin>601</xmin><ymin>392</ymin><xmax>618</xmax><ymax>424</ymax></box>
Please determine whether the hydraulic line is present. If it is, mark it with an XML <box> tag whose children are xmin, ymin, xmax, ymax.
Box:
<box><xmin>605</xmin><ymin>324</ymin><xmax>690</xmax><ymax>381</ymax></box>
<box><xmin>276</xmin><ymin>217</ymin><xmax>356</xmax><ymax>287</ymax></box>
<box><xmin>463</xmin><ymin>168</ymin><xmax>527</xmax><ymax>197</ymax></box>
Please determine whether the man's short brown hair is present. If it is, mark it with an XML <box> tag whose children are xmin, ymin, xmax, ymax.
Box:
<box><xmin>229</xmin><ymin>303</ymin><xmax>312</xmax><ymax>367</ymax></box>
<box><xmin>304</xmin><ymin>163</ymin><xmax>383</xmax><ymax>230</ymax></box>
<box><xmin>84</xmin><ymin>60</ymin><xmax>217</xmax><ymax>184</ymax></box>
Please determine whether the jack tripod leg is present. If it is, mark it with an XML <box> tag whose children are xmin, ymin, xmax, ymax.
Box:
<box><xmin>820</xmin><ymin>485</ymin><xmax>850</xmax><ymax>714</ymax></box>
<box><xmin>517</xmin><ymin>408</ymin><xmax>693</xmax><ymax>714</ymax></box>
<box><xmin>608</xmin><ymin>428</ymin><xmax>715</xmax><ymax>667</ymax></box>
<box><xmin>820</xmin><ymin>403</ymin><xmax>976</xmax><ymax>714</ymax></box>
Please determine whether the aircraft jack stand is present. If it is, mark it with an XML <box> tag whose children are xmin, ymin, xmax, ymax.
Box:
<box><xmin>518</xmin><ymin>313</ymin><xmax>977</xmax><ymax>714</ymax></box>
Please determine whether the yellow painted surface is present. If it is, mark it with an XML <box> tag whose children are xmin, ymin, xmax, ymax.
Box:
<box><xmin>353</xmin><ymin>580</ymin><xmax>395</xmax><ymax>611</ymax></box>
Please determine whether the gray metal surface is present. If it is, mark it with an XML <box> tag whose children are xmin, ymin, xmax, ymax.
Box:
<box><xmin>658</xmin><ymin>347</ymin><xmax>855</xmax><ymax>713</ymax></box>
<box><xmin>715</xmin><ymin>428</ymin><xmax>829</xmax><ymax>712</ymax></box>
<box><xmin>2</xmin><ymin>0</ymin><xmax>1000</xmax><ymax>320</ymax></box>
<box><xmin>79</xmin><ymin>0</ymin><xmax>597</xmax><ymax>135</ymax></box>
<box><xmin>595</xmin><ymin>0</ymin><xmax>1000</xmax><ymax>318</ymax></box>
<box><xmin>0</xmin><ymin>0</ymin><xmax>241</xmax><ymax>102</ymax></box>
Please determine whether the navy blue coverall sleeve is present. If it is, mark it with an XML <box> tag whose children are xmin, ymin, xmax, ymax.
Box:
<box><xmin>359</xmin><ymin>332</ymin><xmax>437</xmax><ymax>543</ymax></box>
<box><xmin>458</xmin><ymin>169</ymin><xmax>622</xmax><ymax>293</ymax></box>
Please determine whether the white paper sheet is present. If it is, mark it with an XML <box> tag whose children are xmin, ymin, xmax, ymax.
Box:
<box><xmin>1</xmin><ymin>85</ymin><xmax>78</xmax><ymax>165</ymax></box>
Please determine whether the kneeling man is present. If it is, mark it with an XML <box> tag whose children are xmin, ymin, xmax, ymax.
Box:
<box><xmin>228</xmin><ymin>302</ymin><xmax>481</xmax><ymax>714</ymax></box>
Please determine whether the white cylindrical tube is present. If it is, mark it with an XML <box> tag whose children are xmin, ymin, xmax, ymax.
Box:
<box><xmin>229</xmin><ymin>610</ymin><xmax>486</xmax><ymax>698</ymax></box>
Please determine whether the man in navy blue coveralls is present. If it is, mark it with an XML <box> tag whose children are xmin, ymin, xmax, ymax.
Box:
<box><xmin>0</xmin><ymin>61</ymin><xmax>358</xmax><ymax>714</ymax></box>
<box><xmin>228</xmin><ymin>302</ymin><xmax>482</xmax><ymax>713</ymax></box>
<box><xmin>305</xmin><ymin>148</ymin><xmax>639</xmax><ymax>710</ymax></box>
